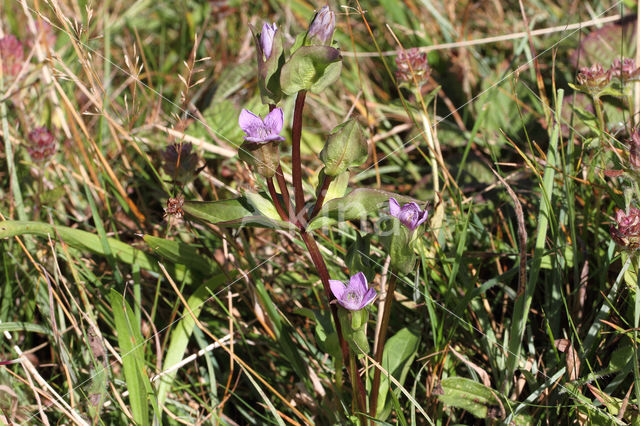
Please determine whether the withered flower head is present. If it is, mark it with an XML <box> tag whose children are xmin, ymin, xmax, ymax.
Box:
<box><xmin>26</xmin><ymin>126</ymin><xmax>57</xmax><ymax>163</ymax></box>
<box><xmin>162</xmin><ymin>142</ymin><xmax>199</xmax><ymax>183</ymax></box>
<box><xmin>395</xmin><ymin>48</ymin><xmax>430</xmax><ymax>86</ymax></box>
<box><xmin>164</xmin><ymin>195</ymin><xmax>185</xmax><ymax>219</ymax></box>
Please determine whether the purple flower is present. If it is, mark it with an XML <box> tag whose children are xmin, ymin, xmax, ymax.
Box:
<box><xmin>0</xmin><ymin>35</ymin><xmax>24</xmax><ymax>77</ymax></box>
<box><xmin>611</xmin><ymin>58</ymin><xmax>640</xmax><ymax>82</ymax></box>
<box><xmin>239</xmin><ymin>108</ymin><xmax>286</xmax><ymax>144</ymax></box>
<box><xmin>576</xmin><ymin>63</ymin><xmax>611</xmax><ymax>90</ymax></box>
<box><xmin>308</xmin><ymin>6</ymin><xmax>335</xmax><ymax>44</ymax></box>
<box><xmin>611</xmin><ymin>207</ymin><xmax>640</xmax><ymax>249</ymax></box>
<box><xmin>260</xmin><ymin>22</ymin><xmax>277</xmax><ymax>60</ymax></box>
<box><xmin>395</xmin><ymin>48</ymin><xmax>431</xmax><ymax>85</ymax></box>
<box><xmin>329</xmin><ymin>272</ymin><xmax>377</xmax><ymax>311</ymax></box>
<box><xmin>26</xmin><ymin>126</ymin><xmax>57</xmax><ymax>163</ymax></box>
<box><xmin>389</xmin><ymin>197</ymin><xmax>428</xmax><ymax>231</ymax></box>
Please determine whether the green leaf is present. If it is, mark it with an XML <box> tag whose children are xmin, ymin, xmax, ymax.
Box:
<box><xmin>0</xmin><ymin>220</ymin><xmax>193</xmax><ymax>283</ymax></box>
<box><xmin>306</xmin><ymin>188</ymin><xmax>419</xmax><ymax>232</ymax></box>
<box><xmin>183</xmin><ymin>198</ymin><xmax>292</xmax><ymax>229</ymax></box>
<box><xmin>0</xmin><ymin>322</ymin><xmax>51</xmax><ymax>335</ymax></box>
<box><xmin>157</xmin><ymin>272</ymin><xmax>232</xmax><ymax>407</ymax></box>
<box><xmin>143</xmin><ymin>235</ymin><xmax>216</xmax><ymax>275</ymax></box>
<box><xmin>372</xmin><ymin>327</ymin><xmax>420</xmax><ymax>419</ymax></box>
<box><xmin>280</xmin><ymin>45</ymin><xmax>342</xmax><ymax>95</ymax></box>
<box><xmin>110</xmin><ymin>289</ymin><xmax>154</xmax><ymax>426</ymax></box>
<box><xmin>436</xmin><ymin>377</ymin><xmax>503</xmax><ymax>419</ymax></box>
<box><xmin>242</xmin><ymin>191</ymin><xmax>282</xmax><ymax>222</ymax></box>
<box><xmin>319</xmin><ymin>120</ymin><xmax>368</xmax><ymax>176</ymax></box>
<box><xmin>323</xmin><ymin>170</ymin><xmax>349</xmax><ymax>203</ymax></box>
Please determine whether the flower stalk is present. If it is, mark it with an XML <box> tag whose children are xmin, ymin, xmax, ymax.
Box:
<box><xmin>369</xmin><ymin>273</ymin><xmax>397</xmax><ymax>418</ymax></box>
<box><xmin>266</xmin><ymin>177</ymin><xmax>288</xmax><ymax>221</ymax></box>
<box><xmin>310</xmin><ymin>173</ymin><xmax>333</xmax><ymax>219</ymax></box>
<box><xmin>292</xmin><ymin>91</ymin><xmax>307</xmax><ymax>218</ymax></box>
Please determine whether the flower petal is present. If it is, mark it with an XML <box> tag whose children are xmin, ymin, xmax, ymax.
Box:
<box><xmin>349</xmin><ymin>272</ymin><xmax>368</xmax><ymax>296</ymax></box>
<box><xmin>360</xmin><ymin>288</ymin><xmax>377</xmax><ymax>308</ymax></box>
<box><xmin>329</xmin><ymin>279</ymin><xmax>346</xmax><ymax>300</ymax></box>
<box><xmin>389</xmin><ymin>198</ymin><xmax>401</xmax><ymax>217</ymax></box>
<box><xmin>264</xmin><ymin>107</ymin><xmax>284</xmax><ymax>136</ymax></box>
<box><xmin>239</xmin><ymin>109</ymin><xmax>264</xmax><ymax>138</ymax></box>
<box><xmin>415</xmin><ymin>208</ymin><xmax>429</xmax><ymax>228</ymax></box>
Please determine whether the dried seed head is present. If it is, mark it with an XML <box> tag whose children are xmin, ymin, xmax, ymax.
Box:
<box><xmin>395</xmin><ymin>48</ymin><xmax>430</xmax><ymax>86</ymax></box>
<box><xmin>0</xmin><ymin>35</ymin><xmax>25</xmax><ymax>78</ymax></box>
<box><xmin>26</xmin><ymin>126</ymin><xmax>57</xmax><ymax>163</ymax></box>
<box><xmin>164</xmin><ymin>195</ymin><xmax>185</xmax><ymax>219</ymax></box>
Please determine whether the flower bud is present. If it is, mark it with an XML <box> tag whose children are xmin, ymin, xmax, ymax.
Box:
<box><xmin>610</xmin><ymin>207</ymin><xmax>640</xmax><ymax>249</ymax></box>
<box><xmin>308</xmin><ymin>6</ymin><xmax>335</xmax><ymax>45</ymax></box>
<box><xmin>380</xmin><ymin>216</ymin><xmax>417</xmax><ymax>275</ymax></box>
<box><xmin>395</xmin><ymin>48</ymin><xmax>430</xmax><ymax>86</ymax></box>
<box><xmin>0</xmin><ymin>35</ymin><xmax>24</xmax><ymax>78</ymax></box>
<box><xmin>319</xmin><ymin>119</ymin><xmax>368</xmax><ymax>176</ymax></box>
<box><xmin>260</xmin><ymin>22</ymin><xmax>277</xmax><ymax>60</ymax></box>
<box><xmin>26</xmin><ymin>126</ymin><xmax>57</xmax><ymax>163</ymax></box>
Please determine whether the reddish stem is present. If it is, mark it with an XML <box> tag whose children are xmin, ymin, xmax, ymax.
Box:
<box><xmin>291</xmin><ymin>91</ymin><xmax>307</xmax><ymax>217</ymax></box>
<box><xmin>267</xmin><ymin>178</ymin><xmax>288</xmax><ymax>222</ymax></box>
<box><xmin>300</xmin><ymin>231</ymin><xmax>368</xmax><ymax>417</ymax></box>
<box><xmin>275</xmin><ymin>164</ymin><xmax>293</xmax><ymax>220</ymax></box>
<box><xmin>310</xmin><ymin>173</ymin><xmax>333</xmax><ymax>219</ymax></box>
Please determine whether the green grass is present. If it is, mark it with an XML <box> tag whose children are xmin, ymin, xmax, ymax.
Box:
<box><xmin>1</xmin><ymin>0</ymin><xmax>639</xmax><ymax>424</ymax></box>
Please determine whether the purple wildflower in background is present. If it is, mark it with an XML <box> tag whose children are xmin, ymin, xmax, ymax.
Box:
<box><xmin>610</xmin><ymin>58</ymin><xmax>640</xmax><ymax>82</ymax></box>
<box><xmin>260</xmin><ymin>23</ymin><xmax>277</xmax><ymax>60</ymax></box>
<box><xmin>0</xmin><ymin>35</ymin><xmax>24</xmax><ymax>77</ymax></box>
<box><xmin>395</xmin><ymin>48</ymin><xmax>431</xmax><ymax>85</ymax></box>
<box><xmin>576</xmin><ymin>63</ymin><xmax>611</xmax><ymax>90</ymax></box>
<box><xmin>239</xmin><ymin>108</ymin><xmax>285</xmax><ymax>144</ymax></box>
<box><xmin>26</xmin><ymin>126</ymin><xmax>57</xmax><ymax>163</ymax></box>
<box><xmin>629</xmin><ymin>128</ymin><xmax>640</xmax><ymax>169</ymax></box>
<box><xmin>329</xmin><ymin>272</ymin><xmax>377</xmax><ymax>311</ymax></box>
<box><xmin>389</xmin><ymin>198</ymin><xmax>428</xmax><ymax>231</ymax></box>
<box><xmin>308</xmin><ymin>6</ymin><xmax>335</xmax><ymax>45</ymax></box>
<box><xmin>610</xmin><ymin>207</ymin><xmax>640</xmax><ymax>249</ymax></box>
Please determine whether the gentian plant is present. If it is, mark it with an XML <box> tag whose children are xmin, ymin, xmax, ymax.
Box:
<box><xmin>180</xmin><ymin>7</ymin><xmax>430</xmax><ymax>422</ymax></box>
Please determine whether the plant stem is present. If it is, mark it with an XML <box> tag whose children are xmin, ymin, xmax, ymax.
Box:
<box><xmin>291</xmin><ymin>91</ymin><xmax>307</xmax><ymax>217</ymax></box>
<box><xmin>593</xmin><ymin>95</ymin><xmax>606</xmax><ymax>134</ymax></box>
<box><xmin>299</xmin><ymin>231</ymin><xmax>368</xmax><ymax>415</ymax></box>
<box><xmin>275</xmin><ymin>164</ymin><xmax>293</xmax><ymax>219</ymax></box>
<box><xmin>267</xmin><ymin>177</ymin><xmax>288</xmax><ymax>222</ymax></box>
<box><xmin>369</xmin><ymin>273</ymin><xmax>397</xmax><ymax>418</ymax></box>
<box><xmin>310</xmin><ymin>173</ymin><xmax>333</xmax><ymax>219</ymax></box>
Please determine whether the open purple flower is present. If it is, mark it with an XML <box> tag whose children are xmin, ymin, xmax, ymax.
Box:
<box><xmin>260</xmin><ymin>23</ymin><xmax>277</xmax><ymax>60</ymax></box>
<box><xmin>329</xmin><ymin>272</ymin><xmax>377</xmax><ymax>311</ymax></box>
<box><xmin>611</xmin><ymin>207</ymin><xmax>640</xmax><ymax>249</ymax></box>
<box><xmin>239</xmin><ymin>108</ymin><xmax>286</xmax><ymax>144</ymax></box>
<box><xmin>0</xmin><ymin>35</ymin><xmax>24</xmax><ymax>77</ymax></box>
<box><xmin>389</xmin><ymin>198</ymin><xmax>428</xmax><ymax>231</ymax></box>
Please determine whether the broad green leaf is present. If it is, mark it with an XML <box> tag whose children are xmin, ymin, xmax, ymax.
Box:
<box><xmin>436</xmin><ymin>377</ymin><xmax>503</xmax><ymax>419</ymax></box>
<box><xmin>280</xmin><ymin>45</ymin><xmax>342</xmax><ymax>95</ymax></box>
<box><xmin>157</xmin><ymin>272</ymin><xmax>232</xmax><ymax>407</ymax></box>
<box><xmin>0</xmin><ymin>322</ymin><xmax>51</xmax><ymax>335</ymax></box>
<box><xmin>307</xmin><ymin>188</ymin><xmax>419</xmax><ymax>231</ymax></box>
<box><xmin>183</xmin><ymin>198</ymin><xmax>292</xmax><ymax>229</ymax></box>
<box><xmin>243</xmin><ymin>191</ymin><xmax>282</xmax><ymax>222</ymax></box>
<box><xmin>319</xmin><ymin>120</ymin><xmax>368</xmax><ymax>176</ymax></box>
<box><xmin>0</xmin><ymin>220</ymin><xmax>192</xmax><ymax>283</ymax></box>
<box><xmin>143</xmin><ymin>235</ymin><xmax>216</xmax><ymax>275</ymax></box>
<box><xmin>323</xmin><ymin>171</ymin><xmax>349</xmax><ymax>203</ymax></box>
